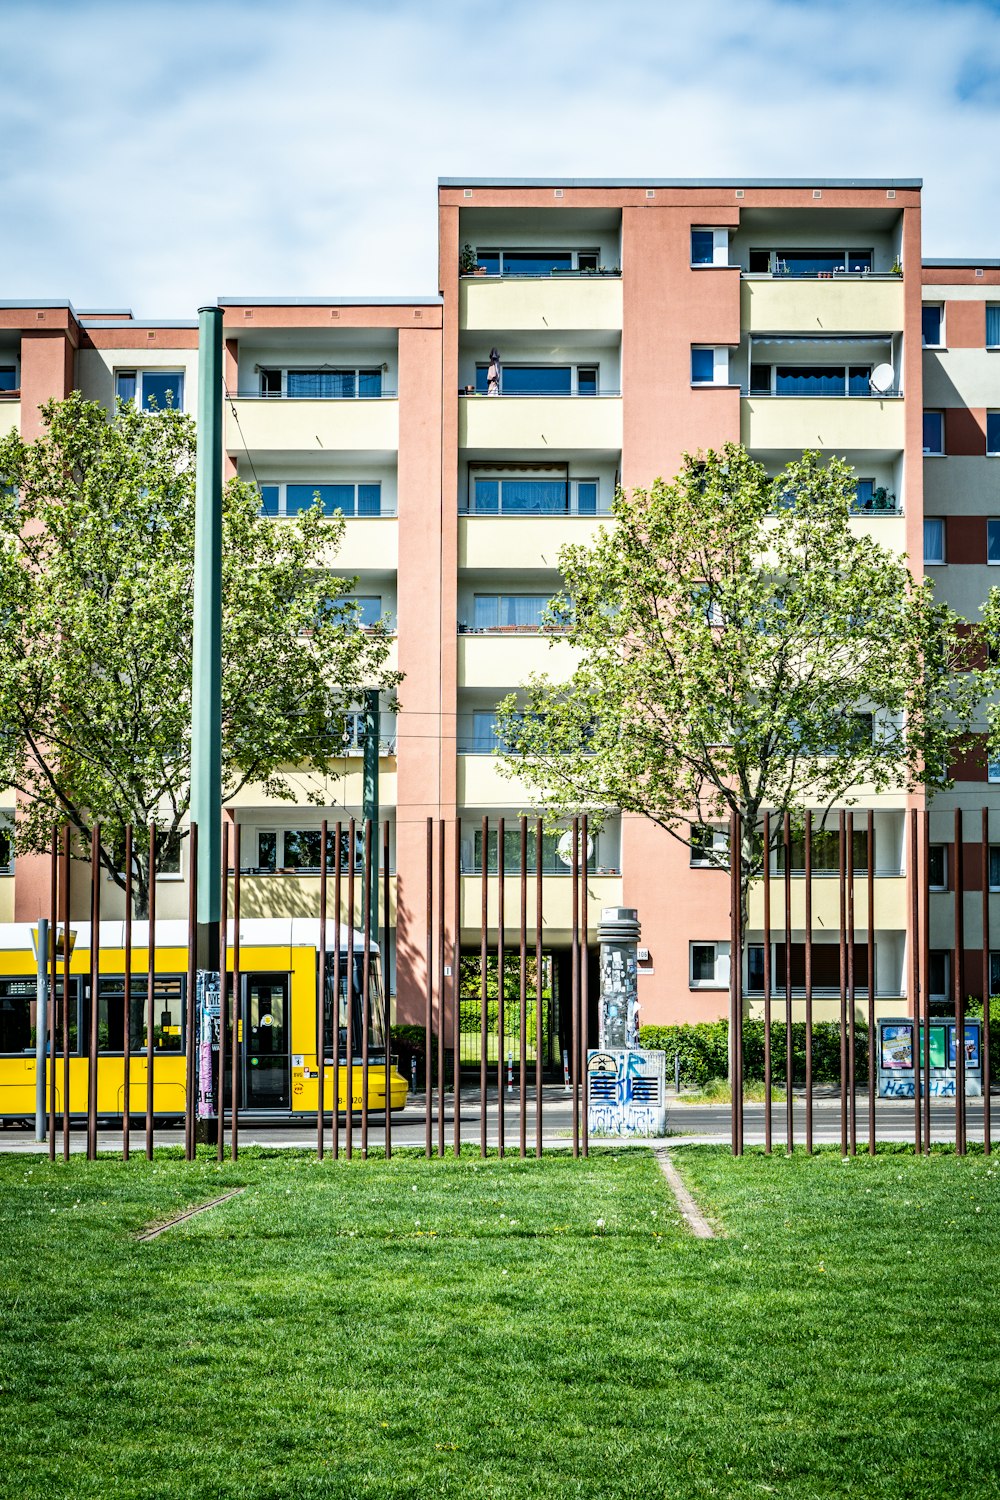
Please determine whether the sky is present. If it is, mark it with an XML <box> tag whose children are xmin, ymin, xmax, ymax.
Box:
<box><xmin>3</xmin><ymin>0</ymin><xmax>1000</xmax><ymax>316</ymax></box>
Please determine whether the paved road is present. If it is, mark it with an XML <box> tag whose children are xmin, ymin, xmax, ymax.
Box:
<box><xmin>1</xmin><ymin>1086</ymin><xmax>995</xmax><ymax>1153</ymax></box>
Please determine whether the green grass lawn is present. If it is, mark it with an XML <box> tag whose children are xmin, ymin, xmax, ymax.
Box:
<box><xmin>1</xmin><ymin>1146</ymin><xmax>999</xmax><ymax>1499</ymax></box>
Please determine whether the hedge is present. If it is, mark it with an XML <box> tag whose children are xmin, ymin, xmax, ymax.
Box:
<box><xmin>638</xmin><ymin>1020</ymin><xmax>869</xmax><ymax>1088</ymax></box>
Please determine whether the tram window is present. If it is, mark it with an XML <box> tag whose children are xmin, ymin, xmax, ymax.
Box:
<box><xmin>92</xmin><ymin>975</ymin><xmax>186</xmax><ymax>1052</ymax></box>
<box><xmin>0</xmin><ymin>976</ymin><xmax>80</xmax><ymax>1054</ymax></box>
<box><xmin>322</xmin><ymin>952</ymin><xmax>386</xmax><ymax>1055</ymax></box>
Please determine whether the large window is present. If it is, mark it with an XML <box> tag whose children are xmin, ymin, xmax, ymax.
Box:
<box><xmin>924</xmin><ymin>518</ymin><xmax>946</xmax><ymax>565</ymax></box>
<box><xmin>471</xmin><ymin>595</ymin><xmax>561</xmax><ymax>631</ymax></box>
<box><xmin>259</xmin><ymin>482</ymin><xmax>383</xmax><ymax>518</ymax></box>
<box><xmin>471</xmin><ymin>826</ymin><xmax>598</xmax><ymax>873</ymax></box>
<box><xmin>261</xmin><ymin>368</ymin><xmax>382</xmax><ymax>399</ymax></box>
<box><xmin>923</xmin><ymin>410</ymin><xmax>945</xmax><ymax>454</ymax></box>
<box><xmin>474</xmin><ymin>364</ymin><xmax>599</xmax><ymax>396</ymax></box>
<box><xmin>774</xmin><ymin>824</ymin><xmax>870</xmax><ymax>873</ymax></box>
<box><xmin>466</xmin><ymin>472</ymin><xmax>600</xmax><ymax>516</ymax></box>
<box><xmin>255</xmin><ymin>824</ymin><xmax>367</xmax><ymax>873</ymax></box>
<box><xmin>472</xmin><ymin>249</ymin><xmax>601</xmax><ymax>276</ymax></box>
<box><xmin>922</xmin><ymin>305</ymin><xmax>944</xmax><ymax>346</ymax></box>
<box><xmin>95</xmin><ymin>975</ymin><xmax>186</xmax><ymax>1053</ymax></box>
<box><xmin>748</xmin><ymin>944</ymin><xmax>869</xmax><ymax>991</ymax></box>
<box><xmin>760</xmin><ymin>249</ymin><xmax>873</xmax><ymax>277</ymax></box>
<box><xmin>116</xmin><ymin>370</ymin><xmax>185</xmax><ymax>412</ymax></box>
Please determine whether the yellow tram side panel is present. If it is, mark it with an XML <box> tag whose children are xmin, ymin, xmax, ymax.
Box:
<box><xmin>286</xmin><ymin>945</ymin><xmax>408</xmax><ymax>1115</ymax></box>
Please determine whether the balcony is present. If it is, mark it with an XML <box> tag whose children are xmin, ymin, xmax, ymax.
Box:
<box><xmin>226</xmin><ymin>395</ymin><xmax>399</xmax><ymax>458</ymax></box>
<box><xmin>231</xmin><ymin>873</ymin><xmax>397</xmax><ymax>925</ymax></box>
<box><xmin>458</xmin><ymin>873</ymin><xmax>622</xmax><ymax>938</ymax></box>
<box><xmin>457</xmin><ymin>632</ymin><xmax>580</xmax><ymax>688</ymax></box>
<box><xmin>742</xmin><ymin>395</ymin><xmax>905</xmax><ymax>451</ymax></box>
<box><xmin>460</xmin><ymin>275</ymin><xmax>622</xmax><ymax>333</ymax></box>
<box><xmin>458</xmin><ymin>513</ymin><xmax>609</xmax><ymax>570</ymax></box>
<box><xmin>0</xmin><ymin>398</ymin><xmax>20</xmax><ymax>439</ymax></box>
<box><xmin>747</xmin><ymin>875</ymin><xmax>907</xmax><ymax>931</ymax></box>
<box><xmin>741</xmin><ymin>276</ymin><xmax>904</xmax><ymax>335</ymax></box>
<box><xmin>459</xmin><ymin>393</ymin><xmax>622</xmax><ymax>454</ymax></box>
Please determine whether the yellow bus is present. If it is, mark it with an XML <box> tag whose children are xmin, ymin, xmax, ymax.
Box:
<box><xmin>0</xmin><ymin>918</ymin><xmax>407</xmax><ymax>1126</ymax></box>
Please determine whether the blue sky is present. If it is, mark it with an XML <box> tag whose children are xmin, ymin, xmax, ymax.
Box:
<box><xmin>3</xmin><ymin>0</ymin><xmax>1000</xmax><ymax>315</ymax></box>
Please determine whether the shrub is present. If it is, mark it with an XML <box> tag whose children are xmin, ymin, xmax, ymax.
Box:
<box><xmin>638</xmin><ymin>1020</ymin><xmax>870</xmax><ymax>1088</ymax></box>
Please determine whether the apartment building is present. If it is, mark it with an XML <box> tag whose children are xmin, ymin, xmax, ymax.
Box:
<box><xmin>1</xmin><ymin>175</ymin><xmax>996</xmax><ymax>1056</ymax></box>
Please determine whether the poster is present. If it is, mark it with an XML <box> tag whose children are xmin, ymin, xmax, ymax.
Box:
<box><xmin>196</xmin><ymin>970</ymin><xmax>221</xmax><ymax>1119</ymax></box>
<box><xmin>880</xmin><ymin>1023</ymin><xmax>913</xmax><ymax>1069</ymax></box>
<box><xmin>948</xmin><ymin>1024</ymin><xmax>980</xmax><ymax>1069</ymax></box>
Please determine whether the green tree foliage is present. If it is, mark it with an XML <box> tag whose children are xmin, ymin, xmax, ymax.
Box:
<box><xmin>498</xmin><ymin>445</ymin><xmax>982</xmax><ymax>931</ymax></box>
<box><xmin>0</xmin><ymin>394</ymin><xmax>400</xmax><ymax>913</ymax></box>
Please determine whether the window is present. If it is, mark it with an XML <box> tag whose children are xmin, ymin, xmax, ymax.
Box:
<box><xmin>691</xmin><ymin>346</ymin><xmax>728</xmax><ymax>385</ymax></box>
<box><xmin>990</xmin><ymin>760</ymin><xmax>1000</xmax><ymax>784</ymax></box>
<box><xmin>333</xmin><ymin>596</ymin><xmax>383</xmax><ymax>629</ymax></box>
<box><xmin>922</xmin><ymin>305</ymin><xmax>944</xmax><ymax>346</ymax></box>
<box><xmin>471</xmin><ymin>595</ymin><xmax>562</xmax><ymax>631</ymax></box>
<box><xmin>258</xmin><ymin>482</ymin><xmax>382</xmax><ymax>518</ymax></box>
<box><xmin>471</xmin><ymin>826</ymin><xmax>597</xmax><ymax>873</ymax></box>
<box><xmin>279</xmin><ymin>368</ymin><xmax>382</xmax><ymax>398</ymax></box>
<box><xmin>775</xmin><ymin>825</ymin><xmax>869</xmax><ymax>874</ymax></box>
<box><xmin>116</xmin><ymin>370</ymin><xmax>185</xmax><ymax>412</ymax></box>
<box><xmin>472</xmin><ymin>249</ymin><xmax>601</xmax><ymax>277</ymax></box>
<box><xmin>95</xmin><ymin>974</ymin><xmax>186</xmax><ymax>1053</ymax></box>
<box><xmin>466</xmin><ymin>472</ymin><xmax>601</xmax><ymax>516</ymax></box>
<box><xmin>691</xmin><ymin>227</ymin><xmax>729</xmax><ymax>266</ymax></box>
<box><xmin>690</xmin><ymin>825</ymin><xmax>729</xmax><ymax>867</ymax></box>
<box><xmin>987</xmin><ymin>305</ymin><xmax>1000</xmax><ymax>348</ymax></box>
<box><xmin>992</xmin><ymin>952</ymin><xmax>1000</xmax><ymax>996</ymax></box>
<box><xmin>923</xmin><ymin>410</ymin><xmax>944</xmax><ymax>454</ymax></box>
<box><xmin>988</xmin><ymin>846</ymin><xmax>1000</xmax><ymax>891</ymax></box>
<box><xmin>988</xmin><ymin>413</ymin><xmax>1000</xmax><ymax>455</ymax></box>
<box><xmin>0</xmin><ymin>367</ymin><xmax>18</xmax><ymax>394</ymax></box>
<box><xmin>0</xmin><ymin>824</ymin><xmax>12</xmax><ymax>875</ymax></box>
<box><xmin>769</xmin><ymin>249</ymin><xmax>873</xmax><ymax>277</ymax></box>
<box><xmin>255</xmin><ymin>825</ymin><xmax>365</xmax><ymax>873</ymax></box>
<box><xmin>474</xmin><ymin>363</ymin><xmax>600</xmax><ymax>396</ymax></box>
<box><xmin>928</xmin><ymin>951</ymin><xmax>950</xmax><ymax>1001</ymax></box>
<box><xmin>929</xmin><ymin>845</ymin><xmax>947</xmax><ymax>890</ymax></box>
<box><xmin>109</xmin><ymin>830</ymin><xmax>180</xmax><ymax>878</ymax></box>
<box><xmin>988</xmin><ymin>520</ymin><xmax>1000</xmax><ymax>564</ymax></box>
<box><xmin>748</xmin><ymin>944</ymin><xmax>869</xmax><ymax>991</ymax></box>
<box><xmin>923</xmin><ymin>518</ymin><xmax>946</xmax><ymax>565</ymax></box>
<box><xmin>690</xmin><ymin>942</ymin><xmax>730</xmax><ymax>988</ymax></box>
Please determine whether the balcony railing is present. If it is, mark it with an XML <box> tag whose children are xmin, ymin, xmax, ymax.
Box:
<box><xmin>745</xmin><ymin>386</ymin><xmax>900</xmax><ymax>400</ymax></box>
<box><xmin>234</xmin><ymin>387</ymin><xmax>397</xmax><ymax>400</ymax></box>
<box><xmin>458</xmin><ymin>388</ymin><xmax>621</xmax><ymax>398</ymax></box>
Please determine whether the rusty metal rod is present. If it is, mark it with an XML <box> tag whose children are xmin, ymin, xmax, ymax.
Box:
<box><xmin>570</xmin><ymin>815</ymin><xmax>579</xmax><ymax>1159</ymax></box>
<box><xmin>87</xmin><ymin>825</ymin><xmax>100</xmax><ymax>1161</ymax></box>
<box><xmin>216</xmin><ymin>822</ymin><xmax>226</xmax><ymax>1163</ymax></box>
<box><xmin>804</xmin><ymin>812</ymin><xmax>813</xmax><ymax>1155</ymax></box>
<box><xmin>318</xmin><ymin>818</ymin><xmax>327</xmax><ymax>1161</ymax></box>
<box><xmin>867</xmin><ymin>810</ymin><xmax>876</xmax><ymax>1157</ymax></box>
<box><xmin>535</xmin><ymin>817</ymin><xmax>544</xmax><ymax>1159</ymax></box>
<box><xmin>984</xmin><ymin>807</ymin><xmax>992</xmax><ymax>1157</ymax></box>
<box><xmin>581</xmin><ymin>813</ymin><xmax>590</xmax><ymax>1159</ymax></box>
<box><xmin>232</xmin><ymin>823</ymin><xmax>241</xmax><ymax>1162</ymax></box>
<box><xmin>148</xmin><ymin>823</ymin><xmax>158</xmax><ymax>1162</ymax></box>
<box><xmin>497</xmin><ymin>815</ymin><xmax>506</xmax><ymax>1159</ymax></box>
<box><xmin>453</xmin><ymin>817</ymin><xmax>461</xmax><ymax>1158</ymax></box>
<box><xmin>762</xmin><ymin>811</ymin><xmax>772</xmax><ymax>1154</ymax></box>
<box><xmin>184</xmin><ymin>824</ymin><xmax>197</xmax><ymax>1161</ymax></box>
<box><xmin>384</xmin><ymin>819</ymin><xmax>393</xmax><ymax>1161</ymax></box>
<box><xmin>519</xmin><ymin>815</ymin><xmax>528</xmax><ymax>1159</ymax></box>
<box><xmin>910</xmin><ymin>810</ymin><xmax>921</xmax><ymax>1154</ymax></box>
<box><xmin>955</xmin><ymin>807</ymin><xmax>966</xmax><ymax>1155</ymax></box>
<box><xmin>424</xmin><ymin>815</ymin><xmax>432</xmax><ymax>1158</ymax></box>
<box><xmin>332</xmin><ymin>822</ymin><xmax>342</xmax><ymax>1160</ymax></box>
<box><xmin>730</xmin><ymin>809</ymin><xmax>743</xmax><ymax>1156</ymax></box>
<box><xmin>48</xmin><ymin>824</ymin><xmax>57</xmax><ymax>1163</ymax></box>
<box><xmin>362</xmin><ymin>817</ymin><xmax>373</xmax><ymax>1160</ymax></box>
<box><xmin>838</xmin><ymin>810</ymin><xmax>848</xmax><ymax>1158</ymax></box>
<box><xmin>61</xmin><ymin>824</ymin><xmax>70</xmax><ymax>1162</ymax></box>
<box><xmin>346</xmin><ymin>816</ymin><xmax>356</xmax><ymax>1161</ymax></box>
<box><xmin>437</xmin><ymin>817</ymin><xmax>445</xmax><ymax>1159</ymax></box>
<box><xmin>847</xmin><ymin>811</ymin><xmax>856</xmax><ymax>1156</ymax></box>
<box><xmin>922</xmin><ymin>810</ymin><xmax>932</xmax><ymax>1154</ymax></box>
<box><xmin>480</xmin><ymin>816</ymin><xmax>488</xmax><ymax>1158</ymax></box>
<box><xmin>784</xmin><ymin>811</ymin><xmax>793</xmax><ymax>1155</ymax></box>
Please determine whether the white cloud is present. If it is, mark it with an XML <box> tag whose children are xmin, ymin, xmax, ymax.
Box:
<box><xmin>2</xmin><ymin>0</ymin><xmax>1000</xmax><ymax>314</ymax></box>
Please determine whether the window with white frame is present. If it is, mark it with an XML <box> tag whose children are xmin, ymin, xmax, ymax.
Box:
<box><xmin>691</xmin><ymin>346</ymin><xmax>730</xmax><ymax>385</ymax></box>
<box><xmin>691</xmin><ymin>228</ymin><xmax>730</xmax><ymax>266</ymax></box>
<box><xmin>116</xmin><ymin>370</ymin><xmax>185</xmax><ymax>412</ymax></box>
<box><xmin>924</xmin><ymin>518</ymin><xmax>946</xmax><ymax>565</ymax></box>
<box><xmin>465</xmin><ymin>469</ymin><xmax>602</xmax><ymax>516</ymax></box>
<box><xmin>987</xmin><ymin>305</ymin><xmax>1000</xmax><ymax>349</ymax></box>
<box><xmin>928</xmin><ymin>844</ymin><xmax>948</xmax><ymax>890</ymax></box>
<box><xmin>990</xmin><ymin>759</ymin><xmax>1000</xmax><ymax>784</ymax></box>
<box><xmin>258</xmin><ymin>482</ymin><xmax>384</xmax><ymax>518</ymax></box>
<box><xmin>322</xmin><ymin>595</ymin><xmax>385</xmax><ymax>630</ymax></box>
<box><xmin>471</xmin><ymin>594</ymin><xmax>565</xmax><ymax>631</ymax></box>
<box><xmin>108</xmin><ymin>830</ymin><xmax>181</xmax><ymax>878</ymax></box>
<box><xmin>474</xmin><ymin>363</ymin><xmax>601</xmax><ymax>396</ymax></box>
<box><xmin>690</xmin><ymin>825</ymin><xmax>729</xmax><ymax>867</ymax></box>
<box><xmin>923</xmin><ymin>410</ymin><xmax>945</xmax><ymax>454</ymax></box>
<box><xmin>0</xmin><ymin>821</ymin><xmax>13</xmax><ymax>875</ymax></box>
<box><xmin>258</xmin><ymin>367</ymin><xmax>384</xmax><ymax>398</ymax></box>
<box><xmin>922</xmin><ymin>305</ymin><xmax>944</xmax><ymax>346</ymax></box>
<box><xmin>253</xmin><ymin>824</ymin><xmax>367</xmax><ymax>872</ymax></box>
<box><xmin>472</xmin><ymin>248</ymin><xmax>603</xmax><ymax>276</ymax></box>
<box><xmin>689</xmin><ymin>941</ymin><xmax>730</xmax><ymax>987</ymax></box>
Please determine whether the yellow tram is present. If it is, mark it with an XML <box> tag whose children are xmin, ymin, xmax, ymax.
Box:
<box><xmin>0</xmin><ymin>918</ymin><xmax>407</xmax><ymax>1125</ymax></box>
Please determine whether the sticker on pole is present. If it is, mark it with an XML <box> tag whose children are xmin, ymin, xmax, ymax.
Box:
<box><xmin>196</xmin><ymin>971</ymin><xmax>221</xmax><ymax>1120</ymax></box>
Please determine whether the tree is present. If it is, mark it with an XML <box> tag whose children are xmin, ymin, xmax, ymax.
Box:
<box><xmin>0</xmin><ymin>393</ymin><xmax>400</xmax><ymax>914</ymax></box>
<box><xmin>497</xmin><ymin>444</ymin><xmax>983</xmax><ymax>932</ymax></box>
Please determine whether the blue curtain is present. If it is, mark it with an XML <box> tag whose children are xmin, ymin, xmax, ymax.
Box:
<box><xmin>987</xmin><ymin>305</ymin><xmax>1000</xmax><ymax>347</ymax></box>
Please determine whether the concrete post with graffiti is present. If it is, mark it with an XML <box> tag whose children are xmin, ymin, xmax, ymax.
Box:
<box><xmin>588</xmin><ymin>908</ymin><xmax>666</xmax><ymax>1136</ymax></box>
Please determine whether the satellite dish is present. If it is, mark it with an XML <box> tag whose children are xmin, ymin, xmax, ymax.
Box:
<box><xmin>557</xmin><ymin>830</ymin><xmax>595</xmax><ymax>867</ymax></box>
<box><xmin>869</xmin><ymin>363</ymin><xmax>895</xmax><ymax>395</ymax></box>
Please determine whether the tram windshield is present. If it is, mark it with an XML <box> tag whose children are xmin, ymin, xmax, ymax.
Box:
<box><xmin>322</xmin><ymin>949</ymin><xmax>386</xmax><ymax>1059</ymax></box>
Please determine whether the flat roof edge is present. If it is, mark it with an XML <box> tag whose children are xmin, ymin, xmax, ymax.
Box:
<box><xmin>439</xmin><ymin>176</ymin><xmax>923</xmax><ymax>190</ymax></box>
<box><xmin>81</xmin><ymin>319</ymin><xmax>198</xmax><ymax>329</ymax></box>
<box><xmin>218</xmin><ymin>294</ymin><xmax>443</xmax><ymax>307</ymax></box>
<box><xmin>923</xmin><ymin>258</ymin><xmax>1000</xmax><ymax>268</ymax></box>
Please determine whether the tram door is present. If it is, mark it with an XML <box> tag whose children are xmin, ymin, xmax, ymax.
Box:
<box><xmin>243</xmin><ymin>974</ymin><xmax>290</xmax><ymax>1109</ymax></box>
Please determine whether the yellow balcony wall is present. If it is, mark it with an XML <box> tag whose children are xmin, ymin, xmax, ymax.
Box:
<box><xmin>741</xmin><ymin>396</ymin><xmax>905</xmax><ymax>451</ymax></box>
<box><xmin>458</xmin><ymin>756</ymin><xmax>535</xmax><ymax>807</ymax></box>
<box><xmin>459</xmin><ymin>277</ymin><xmax>623</xmax><ymax>332</ymax></box>
<box><xmin>460</xmin><ymin>395</ymin><xmax>622</xmax><ymax>453</ymax></box>
<box><xmin>0</xmin><ymin>401</ymin><xmax>20</xmax><ymax>439</ymax></box>
<box><xmin>459</xmin><ymin>515</ymin><xmax>611</xmax><ymax>570</ymax></box>
<box><xmin>318</xmin><ymin>517</ymin><xmax>398</xmax><ymax>572</ymax></box>
<box><xmin>457</xmin><ymin>634</ymin><xmax>580</xmax><ymax>689</ymax></box>
<box><xmin>226</xmin><ymin>766</ymin><xmax>398</xmax><ymax>810</ymax></box>
<box><xmin>226</xmin><ymin>398</ymin><xmax>399</xmax><ymax>455</ymax></box>
<box><xmin>741</xmin><ymin>277</ymin><xmax>905</xmax><ymax>335</ymax></box>
<box><xmin>0</xmin><ymin>879</ymin><xmax>13</xmax><ymax>924</ymax></box>
<box><xmin>747</xmin><ymin>876</ymin><xmax>908</xmax><ymax>932</ymax></box>
<box><xmin>459</xmin><ymin>874</ymin><xmax>622</xmax><ymax>939</ymax></box>
<box><xmin>232</xmin><ymin>874</ymin><xmax>397</xmax><ymax>927</ymax></box>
